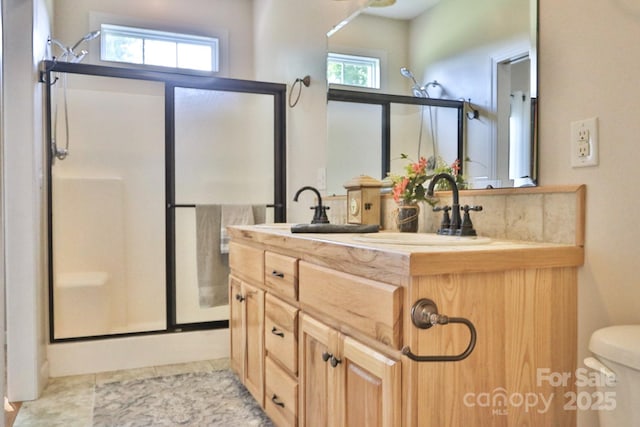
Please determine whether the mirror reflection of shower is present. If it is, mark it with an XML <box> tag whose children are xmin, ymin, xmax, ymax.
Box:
<box><xmin>48</xmin><ymin>31</ymin><xmax>101</xmax><ymax>161</ymax></box>
<box><xmin>400</xmin><ymin>67</ymin><xmax>443</xmax><ymax>161</ymax></box>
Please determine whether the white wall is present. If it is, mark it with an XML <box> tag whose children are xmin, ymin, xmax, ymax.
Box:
<box><xmin>0</xmin><ymin>1</ymin><xmax>5</xmax><ymax>423</ymax></box>
<box><xmin>3</xmin><ymin>0</ymin><xmax>50</xmax><ymax>401</ymax></box>
<box><xmin>253</xmin><ymin>0</ymin><xmax>368</xmax><ymax>221</ymax></box>
<box><xmin>540</xmin><ymin>1</ymin><xmax>640</xmax><ymax>425</ymax></box>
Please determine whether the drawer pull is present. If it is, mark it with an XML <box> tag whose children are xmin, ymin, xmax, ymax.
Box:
<box><xmin>271</xmin><ymin>394</ymin><xmax>285</xmax><ymax>408</ymax></box>
<box><xmin>235</xmin><ymin>294</ymin><xmax>245</xmax><ymax>302</ymax></box>
<box><xmin>402</xmin><ymin>298</ymin><xmax>477</xmax><ymax>362</ymax></box>
<box><xmin>271</xmin><ymin>270</ymin><xmax>285</xmax><ymax>278</ymax></box>
<box><xmin>271</xmin><ymin>326</ymin><xmax>285</xmax><ymax>338</ymax></box>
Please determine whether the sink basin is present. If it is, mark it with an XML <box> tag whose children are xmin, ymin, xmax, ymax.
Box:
<box><xmin>254</xmin><ymin>223</ymin><xmax>296</xmax><ymax>230</ymax></box>
<box><xmin>352</xmin><ymin>232</ymin><xmax>491</xmax><ymax>246</ymax></box>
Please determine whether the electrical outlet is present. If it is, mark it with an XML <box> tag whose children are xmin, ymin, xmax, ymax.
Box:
<box><xmin>571</xmin><ymin>117</ymin><xmax>598</xmax><ymax>167</ymax></box>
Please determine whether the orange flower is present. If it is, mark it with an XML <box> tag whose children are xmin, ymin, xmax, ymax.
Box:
<box><xmin>450</xmin><ymin>159</ymin><xmax>460</xmax><ymax>176</ymax></box>
<box><xmin>392</xmin><ymin>177</ymin><xmax>409</xmax><ymax>202</ymax></box>
<box><xmin>411</xmin><ymin>157</ymin><xmax>427</xmax><ymax>174</ymax></box>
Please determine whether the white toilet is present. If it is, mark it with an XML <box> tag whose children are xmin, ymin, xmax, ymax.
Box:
<box><xmin>587</xmin><ymin>325</ymin><xmax>640</xmax><ymax>427</ymax></box>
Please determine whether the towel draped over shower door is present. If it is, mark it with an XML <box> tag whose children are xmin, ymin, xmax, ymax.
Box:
<box><xmin>195</xmin><ymin>205</ymin><xmax>264</xmax><ymax>308</ymax></box>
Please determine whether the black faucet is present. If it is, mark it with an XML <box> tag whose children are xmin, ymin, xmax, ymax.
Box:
<box><xmin>427</xmin><ymin>173</ymin><xmax>462</xmax><ymax>235</ymax></box>
<box><xmin>293</xmin><ymin>186</ymin><xmax>330</xmax><ymax>224</ymax></box>
<box><xmin>426</xmin><ymin>173</ymin><xmax>482</xmax><ymax>236</ymax></box>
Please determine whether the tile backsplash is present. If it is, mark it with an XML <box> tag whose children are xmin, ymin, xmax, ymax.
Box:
<box><xmin>325</xmin><ymin>185</ymin><xmax>585</xmax><ymax>246</ymax></box>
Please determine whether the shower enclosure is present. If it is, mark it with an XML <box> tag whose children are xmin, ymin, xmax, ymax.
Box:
<box><xmin>42</xmin><ymin>61</ymin><xmax>286</xmax><ymax>341</ymax></box>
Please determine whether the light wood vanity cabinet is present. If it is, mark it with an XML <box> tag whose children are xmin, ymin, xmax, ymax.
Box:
<box><xmin>229</xmin><ymin>275</ymin><xmax>265</xmax><ymax>406</ymax></box>
<box><xmin>228</xmin><ymin>241</ymin><xmax>266</xmax><ymax>406</ymax></box>
<box><xmin>228</xmin><ymin>229</ymin><xmax>584</xmax><ymax>427</ymax></box>
<box><xmin>299</xmin><ymin>314</ymin><xmax>401</xmax><ymax>427</ymax></box>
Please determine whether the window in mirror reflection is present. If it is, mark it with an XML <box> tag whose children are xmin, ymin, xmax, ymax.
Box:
<box><xmin>327</xmin><ymin>52</ymin><xmax>380</xmax><ymax>89</ymax></box>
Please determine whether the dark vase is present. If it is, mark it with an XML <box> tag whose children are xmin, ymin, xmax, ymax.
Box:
<box><xmin>396</xmin><ymin>202</ymin><xmax>419</xmax><ymax>232</ymax></box>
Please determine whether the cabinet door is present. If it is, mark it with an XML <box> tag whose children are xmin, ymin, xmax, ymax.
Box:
<box><xmin>243</xmin><ymin>281</ymin><xmax>265</xmax><ymax>407</ymax></box>
<box><xmin>229</xmin><ymin>276</ymin><xmax>244</xmax><ymax>378</ymax></box>
<box><xmin>341</xmin><ymin>337</ymin><xmax>401</xmax><ymax>427</ymax></box>
<box><xmin>299</xmin><ymin>314</ymin><xmax>340</xmax><ymax>427</ymax></box>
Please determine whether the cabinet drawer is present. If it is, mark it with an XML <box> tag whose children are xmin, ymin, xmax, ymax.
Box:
<box><xmin>265</xmin><ymin>294</ymin><xmax>298</xmax><ymax>375</ymax></box>
<box><xmin>265</xmin><ymin>251</ymin><xmax>298</xmax><ymax>300</ymax></box>
<box><xmin>265</xmin><ymin>356</ymin><xmax>298</xmax><ymax>427</ymax></box>
<box><xmin>299</xmin><ymin>261</ymin><xmax>403</xmax><ymax>349</ymax></box>
<box><xmin>229</xmin><ymin>242</ymin><xmax>264</xmax><ymax>284</ymax></box>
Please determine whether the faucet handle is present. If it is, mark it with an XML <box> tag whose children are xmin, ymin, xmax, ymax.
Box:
<box><xmin>433</xmin><ymin>205</ymin><xmax>452</xmax><ymax>212</ymax></box>
<box><xmin>458</xmin><ymin>205</ymin><xmax>483</xmax><ymax>236</ymax></box>
<box><xmin>433</xmin><ymin>205</ymin><xmax>451</xmax><ymax>234</ymax></box>
<box><xmin>461</xmin><ymin>205</ymin><xmax>483</xmax><ymax>213</ymax></box>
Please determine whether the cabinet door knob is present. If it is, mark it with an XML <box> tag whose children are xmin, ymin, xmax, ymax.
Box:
<box><xmin>235</xmin><ymin>294</ymin><xmax>245</xmax><ymax>302</ymax></box>
<box><xmin>321</xmin><ymin>351</ymin><xmax>332</xmax><ymax>362</ymax></box>
<box><xmin>330</xmin><ymin>356</ymin><xmax>342</xmax><ymax>368</ymax></box>
<box><xmin>271</xmin><ymin>326</ymin><xmax>285</xmax><ymax>338</ymax></box>
<box><xmin>271</xmin><ymin>270</ymin><xmax>285</xmax><ymax>278</ymax></box>
<box><xmin>271</xmin><ymin>394</ymin><xmax>285</xmax><ymax>408</ymax></box>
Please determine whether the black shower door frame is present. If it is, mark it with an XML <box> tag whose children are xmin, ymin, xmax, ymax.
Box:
<box><xmin>42</xmin><ymin>61</ymin><xmax>286</xmax><ymax>343</ymax></box>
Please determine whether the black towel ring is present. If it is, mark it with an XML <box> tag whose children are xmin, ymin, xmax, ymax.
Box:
<box><xmin>289</xmin><ymin>75</ymin><xmax>311</xmax><ymax>108</ymax></box>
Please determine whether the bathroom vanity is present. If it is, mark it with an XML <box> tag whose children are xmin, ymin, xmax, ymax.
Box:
<box><xmin>228</xmin><ymin>226</ymin><xmax>583</xmax><ymax>426</ymax></box>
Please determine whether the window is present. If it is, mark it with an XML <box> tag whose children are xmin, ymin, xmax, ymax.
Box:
<box><xmin>327</xmin><ymin>53</ymin><xmax>380</xmax><ymax>89</ymax></box>
<box><xmin>100</xmin><ymin>24</ymin><xmax>219</xmax><ymax>72</ymax></box>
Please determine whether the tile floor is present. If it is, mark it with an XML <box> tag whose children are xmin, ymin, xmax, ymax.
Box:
<box><xmin>13</xmin><ymin>358</ymin><xmax>233</xmax><ymax>426</ymax></box>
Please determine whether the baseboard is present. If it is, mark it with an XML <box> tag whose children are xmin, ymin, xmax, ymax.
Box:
<box><xmin>47</xmin><ymin>329</ymin><xmax>229</xmax><ymax>377</ymax></box>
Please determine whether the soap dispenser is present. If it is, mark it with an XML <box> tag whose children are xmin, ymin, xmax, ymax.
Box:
<box><xmin>343</xmin><ymin>175</ymin><xmax>382</xmax><ymax>225</ymax></box>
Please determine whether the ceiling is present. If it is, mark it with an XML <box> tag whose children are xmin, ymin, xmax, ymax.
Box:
<box><xmin>363</xmin><ymin>0</ymin><xmax>441</xmax><ymax>20</ymax></box>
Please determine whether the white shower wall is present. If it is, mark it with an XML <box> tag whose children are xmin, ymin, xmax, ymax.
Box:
<box><xmin>52</xmin><ymin>177</ymin><xmax>126</xmax><ymax>337</ymax></box>
<box><xmin>52</xmin><ymin>75</ymin><xmax>166</xmax><ymax>336</ymax></box>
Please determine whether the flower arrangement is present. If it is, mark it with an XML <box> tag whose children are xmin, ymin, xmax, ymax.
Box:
<box><xmin>389</xmin><ymin>154</ymin><xmax>432</xmax><ymax>205</ymax></box>
<box><xmin>388</xmin><ymin>154</ymin><xmax>467</xmax><ymax>205</ymax></box>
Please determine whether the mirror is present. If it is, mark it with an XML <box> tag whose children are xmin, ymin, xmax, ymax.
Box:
<box><xmin>327</xmin><ymin>0</ymin><xmax>537</xmax><ymax>192</ymax></box>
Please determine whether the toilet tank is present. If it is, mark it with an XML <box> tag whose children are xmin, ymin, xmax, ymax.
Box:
<box><xmin>588</xmin><ymin>325</ymin><xmax>640</xmax><ymax>427</ymax></box>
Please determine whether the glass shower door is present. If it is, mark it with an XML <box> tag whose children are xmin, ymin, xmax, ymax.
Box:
<box><xmin>50</xmin><ymin>74</ymin><xmax>166</xmax><ymax>339</ymax></box>
<box><xmin>172</xmin><ymin>87</ymin><xmax>275</xmax><ymax>325</ymax></box>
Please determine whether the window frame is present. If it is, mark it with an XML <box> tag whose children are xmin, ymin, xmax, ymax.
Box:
<box><xmin>100</xmin><ymin>24</ymin><xmax>220</xmax><ymax>73</ymax></box>
<box><xmin>327</xmin><ymin>52</ymin><xmax>381</xmax><ymax>90</ymax></box>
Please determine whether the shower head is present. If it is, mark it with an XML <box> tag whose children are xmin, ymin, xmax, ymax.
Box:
<box><xmin>401</xmin><ymin>67</ymin><xmax>427</xmax><ymax>97</ymax></box>
<box><xmin>400</xmin><ymin>67</ymin><xmax>445</xmax><ymax>98</ymax></box>
<box><xmin>49</xmin><ymin>30</ymin><xmax>100</xmax><ymax>63</ymax></box>
<box><xmin>71</xmin><ymin>30</ymin><xmax>101</xmax><ymax>52</ymax></box>
<box><xmin>400</xmin><ymin>67</ymin><xmax>419</xmax><ymax>85</ymax></box>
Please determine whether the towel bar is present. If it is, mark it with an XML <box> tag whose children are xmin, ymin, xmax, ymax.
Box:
<box><xmin>402</xmin><ymin>298</ymin><xmax>477</xmax><ymax>362</ymax></box>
